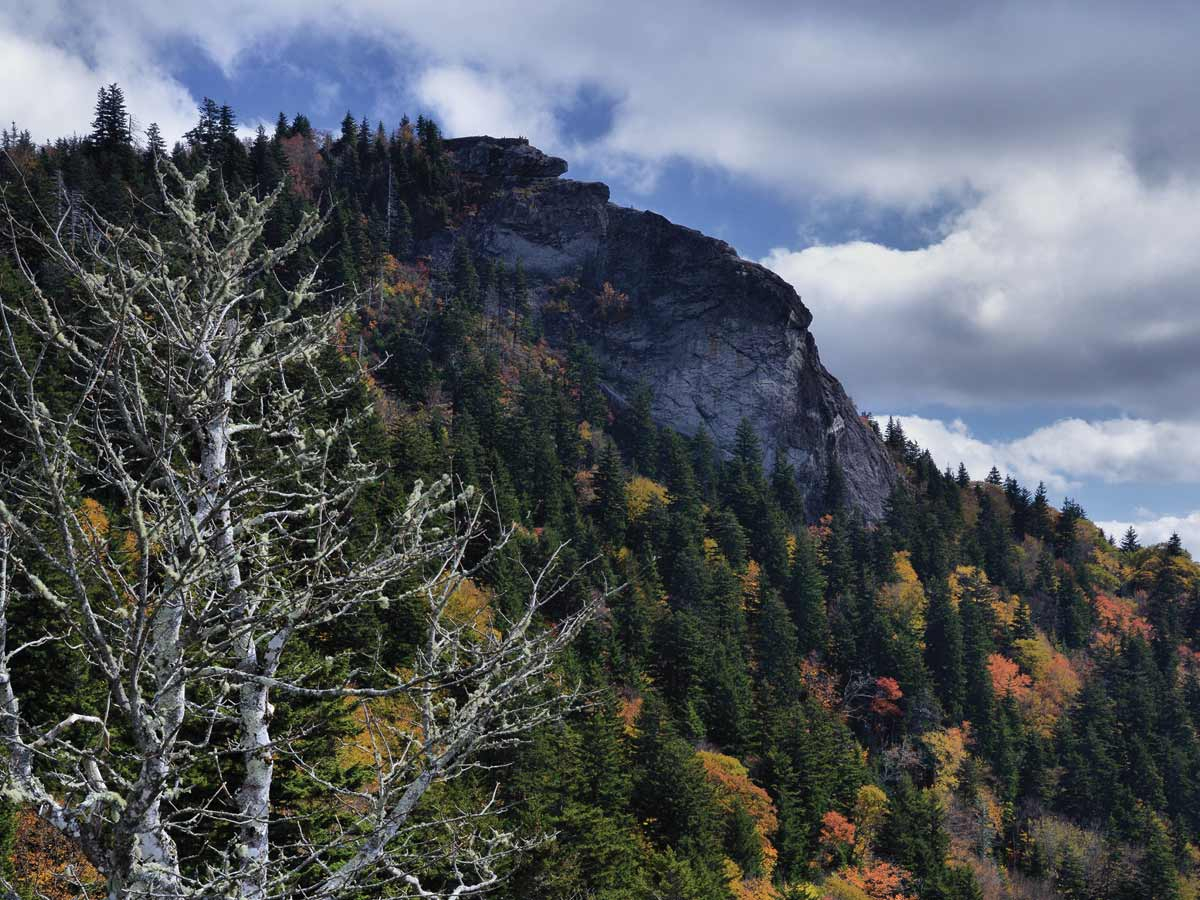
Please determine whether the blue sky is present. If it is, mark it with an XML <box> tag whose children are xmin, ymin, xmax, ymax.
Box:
<box><xmin>4</xmin><ymin>1</ymin><xmax>1199</xmax><ymax>547</ymax></box>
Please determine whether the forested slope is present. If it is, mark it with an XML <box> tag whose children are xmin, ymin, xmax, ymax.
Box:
<box><xmin>2</xmin><ymin>90</ymin><xmax>1199</xmax><ymax>900</ymax></box>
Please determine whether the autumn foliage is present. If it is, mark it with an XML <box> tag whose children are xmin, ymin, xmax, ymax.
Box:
<box><xmin>870</xmin><ymin>677</ymin><xmax>904</xmax><ymax>718</ymax></box>
<box><xmin>699</xmin><ymin>751</ymin><xmax>782</xmax><ymax>899</ymax></box>
<box><xmin>836</xmin><ymin>860</ymin><xmax>917</xmax><ymax>900</ymax></box>
<box><xmin>1093</xmin><ymin>592</ymin><xmax>1152</xmax><ymax>647</ymax></box>
<box><xmin>819</xmin><ymin>810</ymin><xmax>858</xmax><ymax>867</ymax></box>
<box><xmin>987</xmin><ymin>653</ymin><xmax>1032</xmax><ymax>701</ymax></box>
<box><xmin>625</xmin><ymin>476</ymin><xmax>670</xmax><ymax>522</ymax></box>
<box><xmin>10</xmin><ymin>808</ymin><xmax>101</xmax><ymax>900</ymax></box>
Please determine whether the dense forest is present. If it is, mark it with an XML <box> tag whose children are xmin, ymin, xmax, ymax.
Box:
<box><xmin>2</xmin><ymin>86</ymin><xmax>1200</xmax><ymax>900</ymax></box>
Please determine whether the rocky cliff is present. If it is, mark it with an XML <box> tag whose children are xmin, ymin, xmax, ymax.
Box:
<box><xmin>433</xmin><ymin>136</ymin><xmax>897</xmax><ymax>520</ymax></box>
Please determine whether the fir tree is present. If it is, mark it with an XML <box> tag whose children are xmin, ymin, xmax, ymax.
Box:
<box><xmin>594</xmin><ymin>440</ymin><xmax>628</xmax><ymax>547</ymax></box>
<box><xmin>90</xmin><ymin>83</ymin><xmax>132</xmax><ymax>150</ymax></box>
<box><xmin>144</xmin><ymin>122</ymin><xmax>165</xmax><ymax>159</ymax></box>
<box><xmin>1140</xmin><ymin>817</ymin><xmax>1182</xmax><ymax>900</ymax></box>
<box><xmin>822</xmin><ymin>450</ymin><xmax>848</xmax><ymax>516</ymax></box>
<box><xmin>709</xmin><ymin>506</ymin><xmax>748</xmax><ymax>569</ymax></box>
<box><xmin>1166</xmin><ymin>531</ymin><xmax>1184</xmax><ymax>557</ymax></box>
<box><xmin>771</xmin><ymin>455</ymin><xmax>807</xmax><ymax>524</ymax></box>
<box><xmin>451</xmin><ymin>236</ymin><xmax>480</xmax><ymax>309</ymax></box>
<box><xmin>623</xmin><ymin>383</ymin><xmax>659</xmax><ymax>477</ymax></box>
<box><xmin>925</xmin><ymin>581</ymin><xmax>965</xmax><ymax>720</ymax></box>
<box><xmin>1028</xmin><ymin>482</ymin><xmax>1050</xmax><ymax>537</ymax></box>
<box><xmin>786</xmin><ymin>526</ymin><xmax>828</xmax><ymax>654</ymax></box>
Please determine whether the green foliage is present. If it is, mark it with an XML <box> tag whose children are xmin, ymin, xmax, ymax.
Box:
<box><xmin>7</xmin><ymin>88</ymin><xmax>1200</xmax><ymax>900</ymax></box>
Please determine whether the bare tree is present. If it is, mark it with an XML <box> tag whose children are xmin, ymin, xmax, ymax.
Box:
<box><xmin>0</xmin><ymin>163</ymin><xmax>601</xmax><ymax>899</ymax></box>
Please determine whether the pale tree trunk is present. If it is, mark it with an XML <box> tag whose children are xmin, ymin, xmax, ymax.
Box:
<box><xmin>0</xmin><ymin>161</ymin><xmax>605</xmax><ymax>900</ymax></box>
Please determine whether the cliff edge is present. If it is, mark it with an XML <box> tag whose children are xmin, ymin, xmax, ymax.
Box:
<box><xmin>432</xmin><ymin>136</ymin><xmax>896</xmax><ymax>519</ymax></box>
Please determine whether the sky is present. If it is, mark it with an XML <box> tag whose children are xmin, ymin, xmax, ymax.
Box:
<box><xmin>3</xmin><ymin>1</ymin><xmax>1199</xmax><ymax>550</ymax></box>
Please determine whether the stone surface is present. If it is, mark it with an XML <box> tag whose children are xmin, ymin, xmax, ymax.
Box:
<box><xmin>443</xmin><ymin>136</ymin><xmax>568</xmax><ymax>181</ymax></box>
<box><xmin>435</xmin><ymin>136</ymin><xmax>896</xmax><ymax>520</ymax></box>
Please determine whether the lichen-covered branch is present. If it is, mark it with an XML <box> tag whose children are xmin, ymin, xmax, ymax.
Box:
<box><xmin>0</xmin><ymin>163</ymin><xmax>602</xmax><ymax>900</ymax></box>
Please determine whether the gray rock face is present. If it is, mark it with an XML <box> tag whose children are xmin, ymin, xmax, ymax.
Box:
<box><xmin>444</xmin><ymin>136</ymin><xmax>568</xmax><ymax>180</ymax></box>
<box><xmin>435</xmin><ymin>136</ymin><xmax>896</xmax><ymax>520</ymax></box>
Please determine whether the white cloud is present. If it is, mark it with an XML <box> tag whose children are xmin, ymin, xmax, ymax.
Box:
<box><xmin>414</xmin><ymin>66</ymin><xmax>561</xmax><ymax>149</ymax></box>
<box><xmin>890</xmin><ymin>415</ymin><xmax>1200</xmax><ymax>495</ymax></box>
<box><xmin>3</xmin><ymin>1</ymin><xmax>1199</xmax><ymax>549</ymax></box>
<box><xmin>7</xmin><ymin>1</ymin><xmax>1200</xmax><ymax>420</ymax></box>
<box><xmin>0</xmin><ymin>19</ymin><xmax>196</xmax><ymax>143</ymax></box>
<box><xmin>9</xmin><ymin>2</ymin><xmax>1199</xmax><ymax>202</ymax></box>
<box><xmin>766</xmin><ymin>155</ymin><xmax>1200</xmax><ymax>414</ymax></box>
<box><xmin>1095</xmin><ymin>511</ymin><xmax>1200</xmax><ymax>556</ymax></box>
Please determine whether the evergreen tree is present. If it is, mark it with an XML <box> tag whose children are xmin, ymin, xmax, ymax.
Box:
<box><xmin>1030</xmin><ymin>481</ymin><xmax>1052</xmax><ymax>541</ymax></box>
<box><xmin>185</xmin><ymin>97</ymin><xmax>221</xmax><ymax>156</ymax></box>
<box><xmin>877</xmin><ymin>775</ymin><xmax>951</xmax><ymax>890</ymax></box>
<box><xmin>1056</xmin><ymin>497</ymin><xmax>1086</xmax><ymax>560</ymax></box>
<box><xmin>594</xmin><ymin>440</ymin><xmax>628</xmax><ymax>547</ymax></box>
<box><xmin>1166</xmin><ymin>531</ymin><xmax>1184</xmax><ymax>557</ymax></box>
<box><xmin>632</xmin><ymin>701</ymin><xmax>724</xmax><ymax>867</ymax></box>
<box><xmin>709</xmin><ymin>505</ymin><xmax>748</xmax><ymax>570</ymax></box>
<box><xmin>623</xmin><ymin>383</ymin><xmax>659</xmax><ymax>477</ymax></box>
<box><xmin>756</xmin><ymin>590</ymin><xmax>802</xmax><ymax>703</ymax></box>
<box><xmin>250</xmin><ymin>124</ymin><xmax>281</xmax><ymax>191</ymax></box>
<box><xmin>144</xmin><ymin>122</ymin><xmax>165</xmax><ymax>159</ymax></box>
<box><xmin>90</xmin><ymin>83</ymin><xmax>132</xmax><ymax>150</ymax></box>
<box><xmin>451</xmin><ymin>235</ymin><xmax>480</xmax><ymax>309</ymax></box>
<box><xmin>925</xmin><ymin>581</ymin><xmax>965</xmax><ymax>721</ymax></box>
<box><xmin>771</xmin><ymin>455</ymin><xmax>806</xmax><ymax>524</ymax></box>
<box><xmin>822</xmin><ymin>450</ymin><xmax>848</xmax><ymax>516</ymax></box>
<box><xmin>786</xmin><ymin>526</ymin><xmax>828</xmax><ymax>654</ymax></box>
<box><xmin>1140</xmin><ymin>816</ymin><xmax>1182</xmax><ymax>900</ymax></box>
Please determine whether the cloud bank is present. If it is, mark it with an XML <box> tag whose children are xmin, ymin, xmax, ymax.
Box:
<box><xmin>1095</xmin><ymin>511</ymin><xmax>1200</xmax><ymax>555</ymax></box>
<box><xmin>7</xmin><ymin>1</ymin><xmax>1200</xmax><ymax>416</ymax></box>
<box><xmin>5</xmin><ymin>0</ymin><xmax>1200</xmax><ymax>535</ymax></box>
<box><xmin>764</xmin><ymin>154</ymin><xmax>1200</xmax><ymax>415</ymax></box>
<box><xmin>892</xmin><ymin>416</ymin><xmax>1200</xmax><ymax>495</ymax></box>
<box><xmin>3</xmin><ymin>3</ymin><xmax>1198</xmax><ymax>195</ymax></box>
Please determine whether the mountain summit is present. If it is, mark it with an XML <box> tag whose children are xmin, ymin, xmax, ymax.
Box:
<box><xmin>431</xmin><ymin>136</ymin><xmax>896</xmax><ymax>519</ymax></box>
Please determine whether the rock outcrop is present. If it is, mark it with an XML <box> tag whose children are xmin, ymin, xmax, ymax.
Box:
<box><xmin>435</xmin><ymin>136</ymin><xmax>896</xmax><ymax>520</ymax></box>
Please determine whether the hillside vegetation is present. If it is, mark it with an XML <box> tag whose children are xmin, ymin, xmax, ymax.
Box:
<box><xmin>2</xmin><ymin>90</ymin><xmax>1199</xmax><ymax>900</ymax></box>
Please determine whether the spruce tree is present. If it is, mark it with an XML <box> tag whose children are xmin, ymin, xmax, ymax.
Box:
<box><xmin>925</xmin><ymin>581</ymin><xmax>965</xmax><ymax>720</ymax></box>
<box><xmin>144</xmin><ymin>122</ymin><xmax>165</xmax><ymax>159</ymax></box>
<box><xmin>90</xmin><ymin>83</ymin><xmax>132</xmax><ymax>150</ymax></box>
<box><xmin>1030</xmin><ymin>482</ymin><xmax>1052</xmax><ymax>540</ymax></box>
<box><xmin>786</xmin><ymin>526</ymin><xmax>828</xmax><ymax>654</ymax></box>
<box><xmin>1166</xmin><ymin>531</ymin><xmax>1184</xmax><ymax>557</ymax></box>
<box><xmin>623</xmin><ymin>383</ymin><xmax>659</xmax><ymax>477</ymax></box>
<box><xmin>594</xmin><ymin>440</ymin><xmax>628</xmax><ymax>547</ymax></box>
<box><xmin>822</xmin><ymin>451</ymin><xmax>848</xmax><ymax>516</ymax></box>
<box><xmin>451</xmin><ymin>236</ymin><xmax>480</xmax><ymax>309</ymax></box>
